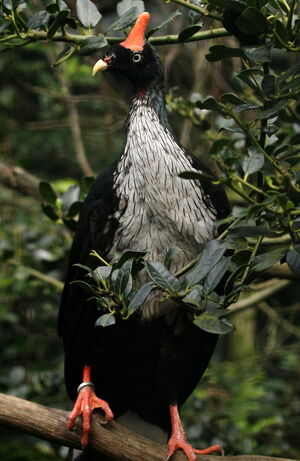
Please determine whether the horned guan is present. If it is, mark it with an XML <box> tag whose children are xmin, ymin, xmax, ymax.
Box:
<box><xmin>58</xmin><ymin>12</ymin><xmax>230</xmax><ymax>461</ymax></box>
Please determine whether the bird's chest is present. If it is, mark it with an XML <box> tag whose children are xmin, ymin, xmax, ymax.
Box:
<box><xmin>109</xmin><ymin>105</ymin><xmax>216</xmax><ymax>268</ymax></box>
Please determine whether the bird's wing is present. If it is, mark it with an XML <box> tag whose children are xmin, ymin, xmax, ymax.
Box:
<box><xmin>57</xmin><ymin>164</ymin><xmax>118</xmax><ymax>338</ymax></box>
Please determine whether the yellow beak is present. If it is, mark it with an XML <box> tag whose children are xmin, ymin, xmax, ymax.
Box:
<box><xmin>92</xmin><ymin>59</ymin><xmax>108</xmax><ymax>76</ymax></box>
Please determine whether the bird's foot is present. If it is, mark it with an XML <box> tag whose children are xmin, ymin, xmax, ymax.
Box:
<box><xmin>67</xmin><ymin>383</ymin><xmax>114</xmax><ymax>447</ymax></box>
<box><xmin>167</xmin><ymin>435</ymin><xmax>222</xmax><ymax>460</ymax></box>
<box><xmin>167</xmin><ymin>403</ymin><xmax>223</xmax><ymax>460</ymax></box>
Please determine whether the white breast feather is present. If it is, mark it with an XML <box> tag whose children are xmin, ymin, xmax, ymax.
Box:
<box><xmin>109</xmin><ymin>98</ymin><xmax>217</xmax><ymax>319</ymax></box>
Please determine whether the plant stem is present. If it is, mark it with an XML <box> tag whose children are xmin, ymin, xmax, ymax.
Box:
<box><xmin>169</xmin><ymin>0</ymin><xmax>222</xmax><ymax>21</ymax></box>
<box><xmin>240</xmin><ymin>235</ymin><xmax>263</xmax><ymax>284</ymax></box>
<box><xmin>287</xmin><ymin>0</ymin><xmax>296</xmax><ymax>33</ymax></box>
<box><xmin>1</xmin><ymin>27</ymin><xmax>229</xmax><ymax>47</ymax></box>
<box><xmin>233</xmin><ymin>175</ymin><xmax>267</xmax><ymax>196</ymax></box>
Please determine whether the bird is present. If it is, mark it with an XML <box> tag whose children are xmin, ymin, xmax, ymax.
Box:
<box><xmin>58</xmin><ymin>11</ymin><xmax>230</xmax><ymax>461</ymax></box>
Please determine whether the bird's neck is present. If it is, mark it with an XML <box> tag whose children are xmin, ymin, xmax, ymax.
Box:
<box><xmin>129</xmin><ymin>78</ymin><xmax>170</xmax><ymax>130</ymax></box>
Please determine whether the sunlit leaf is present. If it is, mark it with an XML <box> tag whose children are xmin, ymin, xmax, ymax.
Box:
<box><xmin>95</xmin><ymin>313</ymin><xmax>116</xmax><ymax>327</ymax></box>
<box><xmin>76</xmin><ymin>0</ymin><xmax>102</xmax><ymax>28</ymax></box>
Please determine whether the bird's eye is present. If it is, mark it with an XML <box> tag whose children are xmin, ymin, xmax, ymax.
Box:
<box><xmin>132</xmin><ymin>53</ymin><xmax>142</xmax><ymax>63</ymax></box>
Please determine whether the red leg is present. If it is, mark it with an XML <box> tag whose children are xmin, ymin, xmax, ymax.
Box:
<box><xmin>67</xmin><ymin>365</ymin><xmax>114</xmax><ymax>447</ymax></box>
<box><xmin>167</xmin><ymin>403</ymin><xmax>223</xmax><ymax>460</ymax></box>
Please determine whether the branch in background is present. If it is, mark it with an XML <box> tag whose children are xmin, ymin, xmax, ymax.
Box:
<box><xmin>229</xmin><ymin>279</ymin><xmax>292</xmax><ymax>313</ymax></box>
<box><xmin>8</xmin><ymin>259</ymin><xmax>64</xmax><ymax>292</ymax></box>
<box><xmin>264</xmin><ymin>263</ymin><xmax>296</xmax><ymax>280</ymax></box>
<box><xmin>0</xmin><ymin>393</ymin><xmax>296</xmax><ymax>461</ymax></box>
<box><xmin>0</xmin><ymin>162</ymin><xmax>41</xmax><ymax>200</ymax></box>
<box><xmin>66</xmin><ymin>93</ymin><xmax>95</xmax><ymax>176</ymax></box>
<box><xmin>258</xmin><ymin>302</ymin><xmax>300</xmax><ymax>340</ymax></box>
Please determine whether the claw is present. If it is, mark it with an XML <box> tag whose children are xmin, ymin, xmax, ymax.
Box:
<box><xmin>67</xmin><ymin>366</ymin><xmax>114</xmax><ymax>447</ymax></box>
<box><xmin>167</xmin><ymin>403</ymin><xmax>223</xmax><ymax>460</ymax></box>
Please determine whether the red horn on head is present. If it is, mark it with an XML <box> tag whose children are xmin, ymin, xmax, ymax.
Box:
<box><xmin>120</xmin><ymin>12</ymin><xmax>150</xmax><ymax>52</ymax></box>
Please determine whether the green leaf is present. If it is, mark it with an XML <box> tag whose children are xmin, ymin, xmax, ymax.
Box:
<box><xmin>70</xmin><ymin>280</ymin><xmax>98</xmax><ymax>294</ymax></box>
<box><xmin>178</xmin><ymin>171</ymin><xmax>215</xmax><ymax>182</ymax></box>
<box><xmin>182</xmin><ymin>285</ymin><xmax>203</xmax><ymax>309</ymax></box>
<box><xmin>41</xmin><ymin>204</ymin><xmax>59</xmax><ymax>221</ymax></box>
<box><xmin>185</xmin><ymin>240</ymin><xmax>227</xmax><ymax>287</ymax></box>
<box><xmin>286</xmin><ymin>247</ymin><xmax>300</xmax><ymax>277</ymax></box>
<box><xmin>220</xmin><ymin>92</ymin><xmax>248</xmax><ymax>106</ymax></box>
<box><xmin>95</xmin><ymin>313</ymin><xmax>116</xmax><ymax>327</ymax></box>
<box><xmin>114</xmin><ymin>250</ymin><xmax>147</xmax><ymax>268</ymax></box>
<box><xmin>54</xmin><ymin>45</ymin><xmax>76</xmax><ymax>66</ymax></box>
<box><xmin>194</xmin><ymin>312</ymin><xmax>235</xmax><ymax>334</ymax></box>
<box><xmin>67</xmin><ymin>201</ymin><xmax>82</xmax><ymax>218</ymax></box>
<box><xmin>206</xmin><ymin>45</ymin><xmax>244</xmax><ymax>62</ymax></box>
<box><xmin>78</xmin><ymin>35</ymin><xmax>108</xmax><ymax>56</ymax></box>
<box><xmin>196</xmin><ymin>97</ymin><xmax>226</xmax><ymax>114</ymax></box>
<box><xmin>27</xmin><ymin>11</ymin><xmax>51</xmax><ymax>30</ymax></box>
<box><xmin>203</xmin><ymin>257</ymin><xmax>231</xmax><ymax>294</ymax></box>
<box><xmin>127</xmin><ymin>282</ymin><xmax>153</xmax><ymax>315</ymax></box>
<box><xmin>229</xmin><ymin>226</ymin><xmax>279</xmax><ymax>237</ymax></box>
<box><xmin>76</xmin><ymin>0</ymin><xmax>102</xmax><ymax>28</ymax></box>
<box><xmin>242</xmin><ymin>148</ymin><xmax>265</xmax><ymax>175</ymax></box>
<box><xmin>39</xmin><ymin>181</ymin><xmax>57</xmax><ymax>205</ymax></box>
<box><xmin>107</xmin><ymin>7</ymin><xmax>138</xmax><ymax>31</ymax></box>
<box><xmin>47</xmin><ymin>10</ymin><xmax>69</xmax><ymax>39</ymax></box>
<box><xmin>46</xmin><ymin>1</ymin><xmax>69</xmax><ymax>13</ymax></box>
<box><xmin>92</xmin><ymin>266</ymin><xmax>112</xmax><ymax>283</ymax></box>
<box><xmin>209</xmin><ymin>138</ymin><xmax>231</xmax><ymax>155</ymax></box>
<box><xmin>235</xmin><ymin>7</ymin><xmax>267</xmax><ymax>36</ymax></box>
<box><xmin>146</xmin><ymin>10</ymin><xmax>181</xmax><ymax>38</ymax></box>
<box><xmin>145</xmin><ymin>261</ymin><xmax>181</xmax><ymax>293</ymax></box>
<box><xmin>73</xmin><ymin>263</ymin><xmax>92</xmax><ymax>273</ymax></box>
<box><xmin>164</xmin><ymin>247</ymin><xmax>182</xmax><ymax>270</ymax></box>
<box><xmin>115</xmin><ymin>259</ymin><xmax>133</xmax><ymax>298</ymax></box>
<box><xmin>258</xmin><ymin>99</ymin><xmax>289</xmax><ymax>120</ymax></box>
<box><xmin>251</xmin><ymin>247</ymin><xmax>287</xmax><ymax>272</ymax></box>
<box><xmin>178</xmin><ymin>24</ymin><xmax>202</xmax><ymax>42</ymax></box>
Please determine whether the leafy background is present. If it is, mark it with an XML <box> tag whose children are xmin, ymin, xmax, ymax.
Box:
<box><xmin>0</xmin><ymin>0</ymin><xmax>300</xmax><ymax>459</ymax></box>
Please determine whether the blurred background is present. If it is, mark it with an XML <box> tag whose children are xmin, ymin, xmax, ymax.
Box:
<box><xmin>0</xmin><ymin>0</ymin><xmax>299</xmax><ymax>459</ymax></box>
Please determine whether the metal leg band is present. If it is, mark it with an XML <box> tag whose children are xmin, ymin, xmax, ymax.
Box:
<box><xmin>77</xmin><ymin>381</ymin><xmax>95</xmax><ymax>393</ymax></box>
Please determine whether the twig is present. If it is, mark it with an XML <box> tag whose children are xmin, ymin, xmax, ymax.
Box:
<box><xmin>0</xmin><ymin>393</ymin><xmax>296</xmax><ymax>461</ymax></box>
<box><xmin>169</xmin><ymin>0</ymin><xmax>222</xmax><ymax>20</ymax></box>
<box><xmin>8</xmin><ymin>259</ymin><xmax>64</xmax><ymax>291</ymax></box>
<box><xmin>229</xmin><ymin>279</ymin><xmax>292</xmax><ymax>313</ymax></box>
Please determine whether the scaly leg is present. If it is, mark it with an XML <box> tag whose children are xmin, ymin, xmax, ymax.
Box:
<box><xmin>67</xmin><ymin>365</ymin><xmax>114</xmax><ymax>447</ymax></box>
<box><xmin>167</xmin><ymin>403</ymin><xmax>223</xmax><ymax>460</ymax></box>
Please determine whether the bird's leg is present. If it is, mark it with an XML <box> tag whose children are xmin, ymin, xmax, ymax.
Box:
<box><xmin>167</xmin><ymin>402</ymin><xmax>222</xmax><ymax>460</ymax></box>
<box><xmin>67</xmin><ymin>365</ymin><xmax>114</xmax><ymax>447</ymax></box>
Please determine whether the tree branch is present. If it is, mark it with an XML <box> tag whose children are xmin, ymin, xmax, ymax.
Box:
<box><xmin>229</xmin><ymin>279</ymin><xmax>292</xmax><ymax>314</ymax></box>
<box><xmin>3</xmin><ymin>27</ymin><xmax>229</xmax><ymax>47</ymax></box>
<box><xmin>0</xmin><ymin>162</ymin><xmax>41</xmax><ymax>199</ymax></box>
<box><xmin>0</xmin><ymin>393</ymin><xmax>296</xmax><ymax>461</ymax></box>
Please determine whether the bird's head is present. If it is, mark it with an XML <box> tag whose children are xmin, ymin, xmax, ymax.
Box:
<box><xmin>92</xmin><ymin>12</ymin><xmax>164</xmax><ymax>92</ymax></box>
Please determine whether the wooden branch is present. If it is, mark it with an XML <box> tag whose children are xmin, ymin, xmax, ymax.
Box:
<box><xmin>0</xmin><ymin>393</ymin><xmax>296</xmax><ymax>461</ymax></box>
<box><xmin>0</xmin><ymin>162</ymin><xmax>41</xmax><ymax>199</ymax></box>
